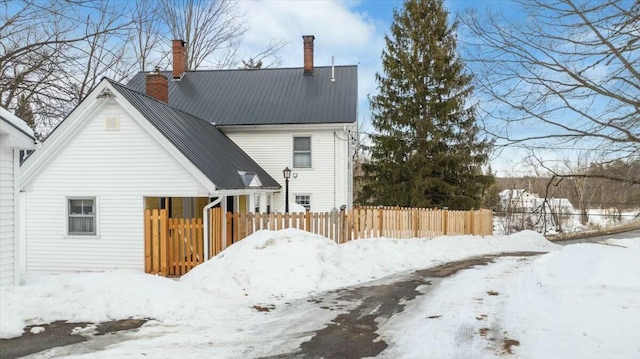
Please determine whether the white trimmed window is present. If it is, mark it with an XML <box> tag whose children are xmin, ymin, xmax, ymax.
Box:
<box><xmin>295</xmin><ymin>194</ymin><xmax>311</xmax><ymax>211</ymax></box>
<box><xmin>68</xmin><ymin>197</ymin><xmax>96</xmax><ymax>235</ymax></box>
<box><xmin>293</xmin><ymin>136</ymin><xmax>311</xmax><ymax>168</ymax></box>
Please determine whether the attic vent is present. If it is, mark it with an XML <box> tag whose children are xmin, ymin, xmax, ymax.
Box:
<box><xmin>104</xmin><ymin>117</ymin><xmax>120</xmax><ymax>131</ymax></box>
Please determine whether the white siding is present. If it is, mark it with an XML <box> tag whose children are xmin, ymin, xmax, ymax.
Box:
<box><xmin>24</xmin><ymin>103</ymin><xmax>209</xmax><ymax>273</ymax></box>
<box><xmin>225</xmin><ymin>127</ymin><xmax>352</xmax><ymax>212</ymax></box>
<box><xmin>0</xmin><ymin>146</ymin><xmax>15</xmax><ymax>285</ymax></box>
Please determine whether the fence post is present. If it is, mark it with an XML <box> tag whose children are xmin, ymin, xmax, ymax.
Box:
<box><xmin>159</xmin><ymin>215</ymin><xmax>169</xmax><ymax>277</ymax></box>
<box><xmin>144</xmin><ymin>209</ymin><xmax>151</xmax><ymax>273</ymax></box>
<box><xmin>153</xmin><ymin>209</ymin><xmax>162</xmax><ymax>274</ymax></box>
<box><xmin>443</xmin><ymin>209</ymin><xmax>448</xmax><ymax>235</ymax></box>
<box><xmin>305</xmin><ymin>210</ymin><xmax>311</xmax><ymax>231</ymax></box>
<box><xmin>378</xmin><ymin>207</ymin><xmax>384</xmax><ymax>237</ymax></box>
<box><xmin>339</xmin><ymin>207</ymin><xmax>346</xmax><ymax>244</ymax></box>
<box><xmin>412</xmin><ymin>209</ymin><xmax>418</xmax><ymax>238</ymax></box>
<box><xmin>225</xmin><ymin>212</ymin><xmax>233</xmax><ymax>248</ymax></box>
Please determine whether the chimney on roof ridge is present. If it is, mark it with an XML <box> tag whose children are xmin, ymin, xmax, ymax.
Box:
<box><xmin>302</xmin><ymin>35</ymin><xmax>315</xmax><ymax>76</ymax></box>
<box><xmin>146</xmin><ymin>67</ymin><xmax>168</xmax><ymax>103</ymax></box>
<box><xmin>172</xmin><ymin>39</ymin><xmax>186</xmax><ymax>79</ymax></box>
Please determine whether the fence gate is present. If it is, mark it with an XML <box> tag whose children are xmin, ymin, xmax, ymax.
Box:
<box><xmin>144</xmin><ymin>209</ymin><xmax>204</xmax><ymax>276</ymax></box>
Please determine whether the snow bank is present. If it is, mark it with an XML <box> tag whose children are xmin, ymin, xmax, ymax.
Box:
<box><xmin>182</xmin><ymin>228</ymin><xmax>557</xmax><ymax>300</ymax></box>
<box><xmin>181</xmin><ymin>229</ymin><xmax>340</xmax><ymax>299</ymax></box>
<box><xmin>506</xmin><ymin>244</ymin><xmax>640</xmax><ymax>358</ymax></box>
<box><xmin>0</xmin><ymin>270</ymin><xmax>241</xmax><ymax>339</ymax></box>
<box><xmin>1</xmin><ymin>229</ymin><xmax>557</xmax><ymax>339</ymax></box>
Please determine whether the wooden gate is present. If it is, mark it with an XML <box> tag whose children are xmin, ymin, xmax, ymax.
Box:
<box><xmin>144</xmin><ymin>209</ymin><xmax>204</xmax><ymax>276</ymax></box>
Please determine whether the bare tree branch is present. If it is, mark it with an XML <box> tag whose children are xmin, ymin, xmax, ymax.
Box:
<box><xmin>460</xmin><ymin>0</ymin><xmax>639</xmax><ymax>177</ymax></box>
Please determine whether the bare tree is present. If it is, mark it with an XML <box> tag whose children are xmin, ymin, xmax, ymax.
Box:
<box><xmin>461</xmin><ymin>0</ymin><xmax>639</xmax><ymax>183</ymax></box>
<box><xmin>158</xmin><ymin>0</ymin><xmax>247</xmax><ymax>70</ymax></box>
<box><xmin>2</xmin><ymin>0</ymin><xmax>287</xmax><ymax>137</ymax></box>
<box><xmin>241</xmin><ymin>39</ymin><xmax>288</xmax><ymax>69</ymax></box>
<box><xmin>130</xmin><ymin>0</ymin><xmax>168</xmax><ymax>72</ymax></box>
<box><xmin>158</xmin><ymin>0</ymin><xmax>287</xmax><ymax>70</ymax></box>
<box><xmin>0</xmin><ymin>0</ymin><xmax>133</xmax><ymax>135</ymax></box>
<box><xmin>559</xmin><ymin>154</ymin><xmax>603</xmax><ymax>224</ymax></box>
<box><xmin>62</xmin><ymin>1</ymin><xmax>136</xmax><ymax>103</ymax></box>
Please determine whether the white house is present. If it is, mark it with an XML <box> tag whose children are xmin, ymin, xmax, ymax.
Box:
<box><xmin>499</xmin><ymin>189</ymin><xmax>574</xmax><ymax>213</ymax></box>
<box><xmin>499</xmin><ymin>189</ymin><xmax>541</xmax><ymax>211</ymax></box>
<box><xmin>0</xmin><ymin>107</ymin><xmax>35</xmax><ymax>286</ymax></box>
<box><xmin>127</xmin><ymin>35</ymin><xmax>357</xmax><ymax>213</ymax></box>
<box><xmin>18</xmin><ymin>35</ymin><xmax>357</xmax><ymax>275</ymax></box>
<box><xmin>18</xmin><ymin>79</ymin><xmax>281</xmax><ymax>274</ymax></box>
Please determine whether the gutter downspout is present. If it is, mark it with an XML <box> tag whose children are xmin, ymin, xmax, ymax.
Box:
<box><xmin>203</xmin><ymin>196</ymin><xmax>223</xmax><ymax>261</ymax></box>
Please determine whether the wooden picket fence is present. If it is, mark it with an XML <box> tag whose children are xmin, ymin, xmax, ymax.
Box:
<box><xmin>226</xmin><ymin>207</ymin><xmax>493</xmax><ymax>245</ymax></box>
<box><xmin>144</xmin><ymin>209</ymin><xmax>204</xmax><ymax>276</ymax></box>
<box><xmin>145</xmin><ymin>206</ymin><xmax>492</xmax><ymax>276</ymax></box>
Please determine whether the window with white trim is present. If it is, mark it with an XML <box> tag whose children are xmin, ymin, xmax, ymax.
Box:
<box><xmin>68</xmin><ymin>198</ymin><xmax>96</xmax><ymax>235</ymax></box>
<box><xmin>293</xmin><ymin>136</ymin><xmax>311</xmax><ymax>168</ymax></box>
<box><xmin>295</xmin><ymin>194</ymin><xmax>311</xmax><ymax>211</ymax></box>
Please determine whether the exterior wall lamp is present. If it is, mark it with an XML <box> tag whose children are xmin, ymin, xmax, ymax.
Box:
<box><xmin>283</xmin><ymin>167</ymin><xmax>291</xmax><ymax>213</ymax></box>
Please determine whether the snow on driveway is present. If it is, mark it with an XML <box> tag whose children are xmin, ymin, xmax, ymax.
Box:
<box><xmin>379</xmin><ymin>240</ymin><xmax>640</xmax><ymax>359</ymax></box>
<box><xmin>1</xmin><ymin>229</ymin><xmax>638</xmax><ymax>358</ymax></box>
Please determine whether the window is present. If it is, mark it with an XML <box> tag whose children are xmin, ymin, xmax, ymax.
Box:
<box><xmin>295</xmin><ymin>194</ymin><xmax>311</xmax><ymax>211</ymax></box>
<box><xmin>68</xmin><ymin>198</ymin><xmax>96</xmax><ymax>235</ymax></box>
<box><xmin>293</xmin><ymin>136</ymin><xmax>311</xmax><ymax>168</ymax></box>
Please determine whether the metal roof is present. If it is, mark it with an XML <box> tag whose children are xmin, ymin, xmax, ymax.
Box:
<box><xmin>109</xmin><ymin>80</ymin><xmax>280</xmax><ymax>190</ymax></box>
<box><xmin>127</xmin><ymin>66</ymin><xmax>357</xmax><ymax>126</ymax></box>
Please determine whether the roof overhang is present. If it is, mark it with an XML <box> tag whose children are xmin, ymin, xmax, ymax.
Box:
<box><xmin>0</xmin><ymin>110</ymin><xmax>35</xmax><ymax>150</ymax></box>
<box><xmin>219</xmin><ymin>122</ymin><xmax>356</xmax><ymax>132</ymax></box>
<box><xmin>20</xmin><ymin>79</ymin><xmax>218</xmax><ymax>193</ymax></box>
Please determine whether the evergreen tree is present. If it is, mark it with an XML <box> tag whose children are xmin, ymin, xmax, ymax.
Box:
<box><xmin>15</xmin><ymin>94</ymin><xmax>40</xmax><ymax>140</ymax></box>
<box><xmin>360</xmin><ymin>0</ymin><xmax>493</xmax><ymax>210</ymax></box>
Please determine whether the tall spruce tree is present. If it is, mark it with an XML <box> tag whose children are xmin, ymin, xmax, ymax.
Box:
<box><xmin>360</xmin><ymin>0</ymin><xmax>493</xmax><ymax>210</ymax></box>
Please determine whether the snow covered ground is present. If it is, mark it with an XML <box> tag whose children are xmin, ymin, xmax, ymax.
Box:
<box><xmin>1</xmin><ymin>229</ymin><xmax>638</xmax><ymax>358</ymax></box>
<box><xmin>494</xmin><ymin>208</ymin><xmax>640</xmax><ymax>235</ymax></box>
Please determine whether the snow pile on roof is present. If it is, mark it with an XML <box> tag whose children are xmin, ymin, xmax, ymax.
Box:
<box><xmin>0</xmin><ymin>106</ymin><xmax>34</xmax><ymax>137</ymax></box>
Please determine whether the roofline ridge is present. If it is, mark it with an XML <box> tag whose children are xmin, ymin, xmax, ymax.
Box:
<box><xmin>133</xmin><ymin>64</ymin><xmax>357</xmax><ymax>75</ymax></box>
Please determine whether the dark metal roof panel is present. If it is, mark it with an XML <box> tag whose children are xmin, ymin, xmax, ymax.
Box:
<box><xmin>127</xmin><ymin>66</ymin><xmax>357</xmax><ymax>126</ymax></box>
<box><xmin>109</xmin><ymin>80</ymin><xmax>280</xmax><ymax>190</ymax></box>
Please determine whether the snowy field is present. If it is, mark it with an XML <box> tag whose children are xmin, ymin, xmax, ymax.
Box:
<box><xmin>1</xmin><ymin>229</ymin><xmax>639</xmax><ymax>358</ymax></box>
<box><xmin>494</xmin><ymin>208</ymin><xmax>640</xmax><ymax>235</ymax></box>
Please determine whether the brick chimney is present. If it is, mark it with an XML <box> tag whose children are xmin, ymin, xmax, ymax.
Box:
<box><xmin>146</xmin><ymin>67</ymin><xmax>168</xmax><ymax>103</ymax></box>
<box><xmin>172</xmin><ymin>39</ymin><xmax>186</xmax><ymax>79</ymax></box>
<box><xmin>302</xmin><ymin>35</ymin><xmax>315</xmax><ymax>76</ymax></box>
